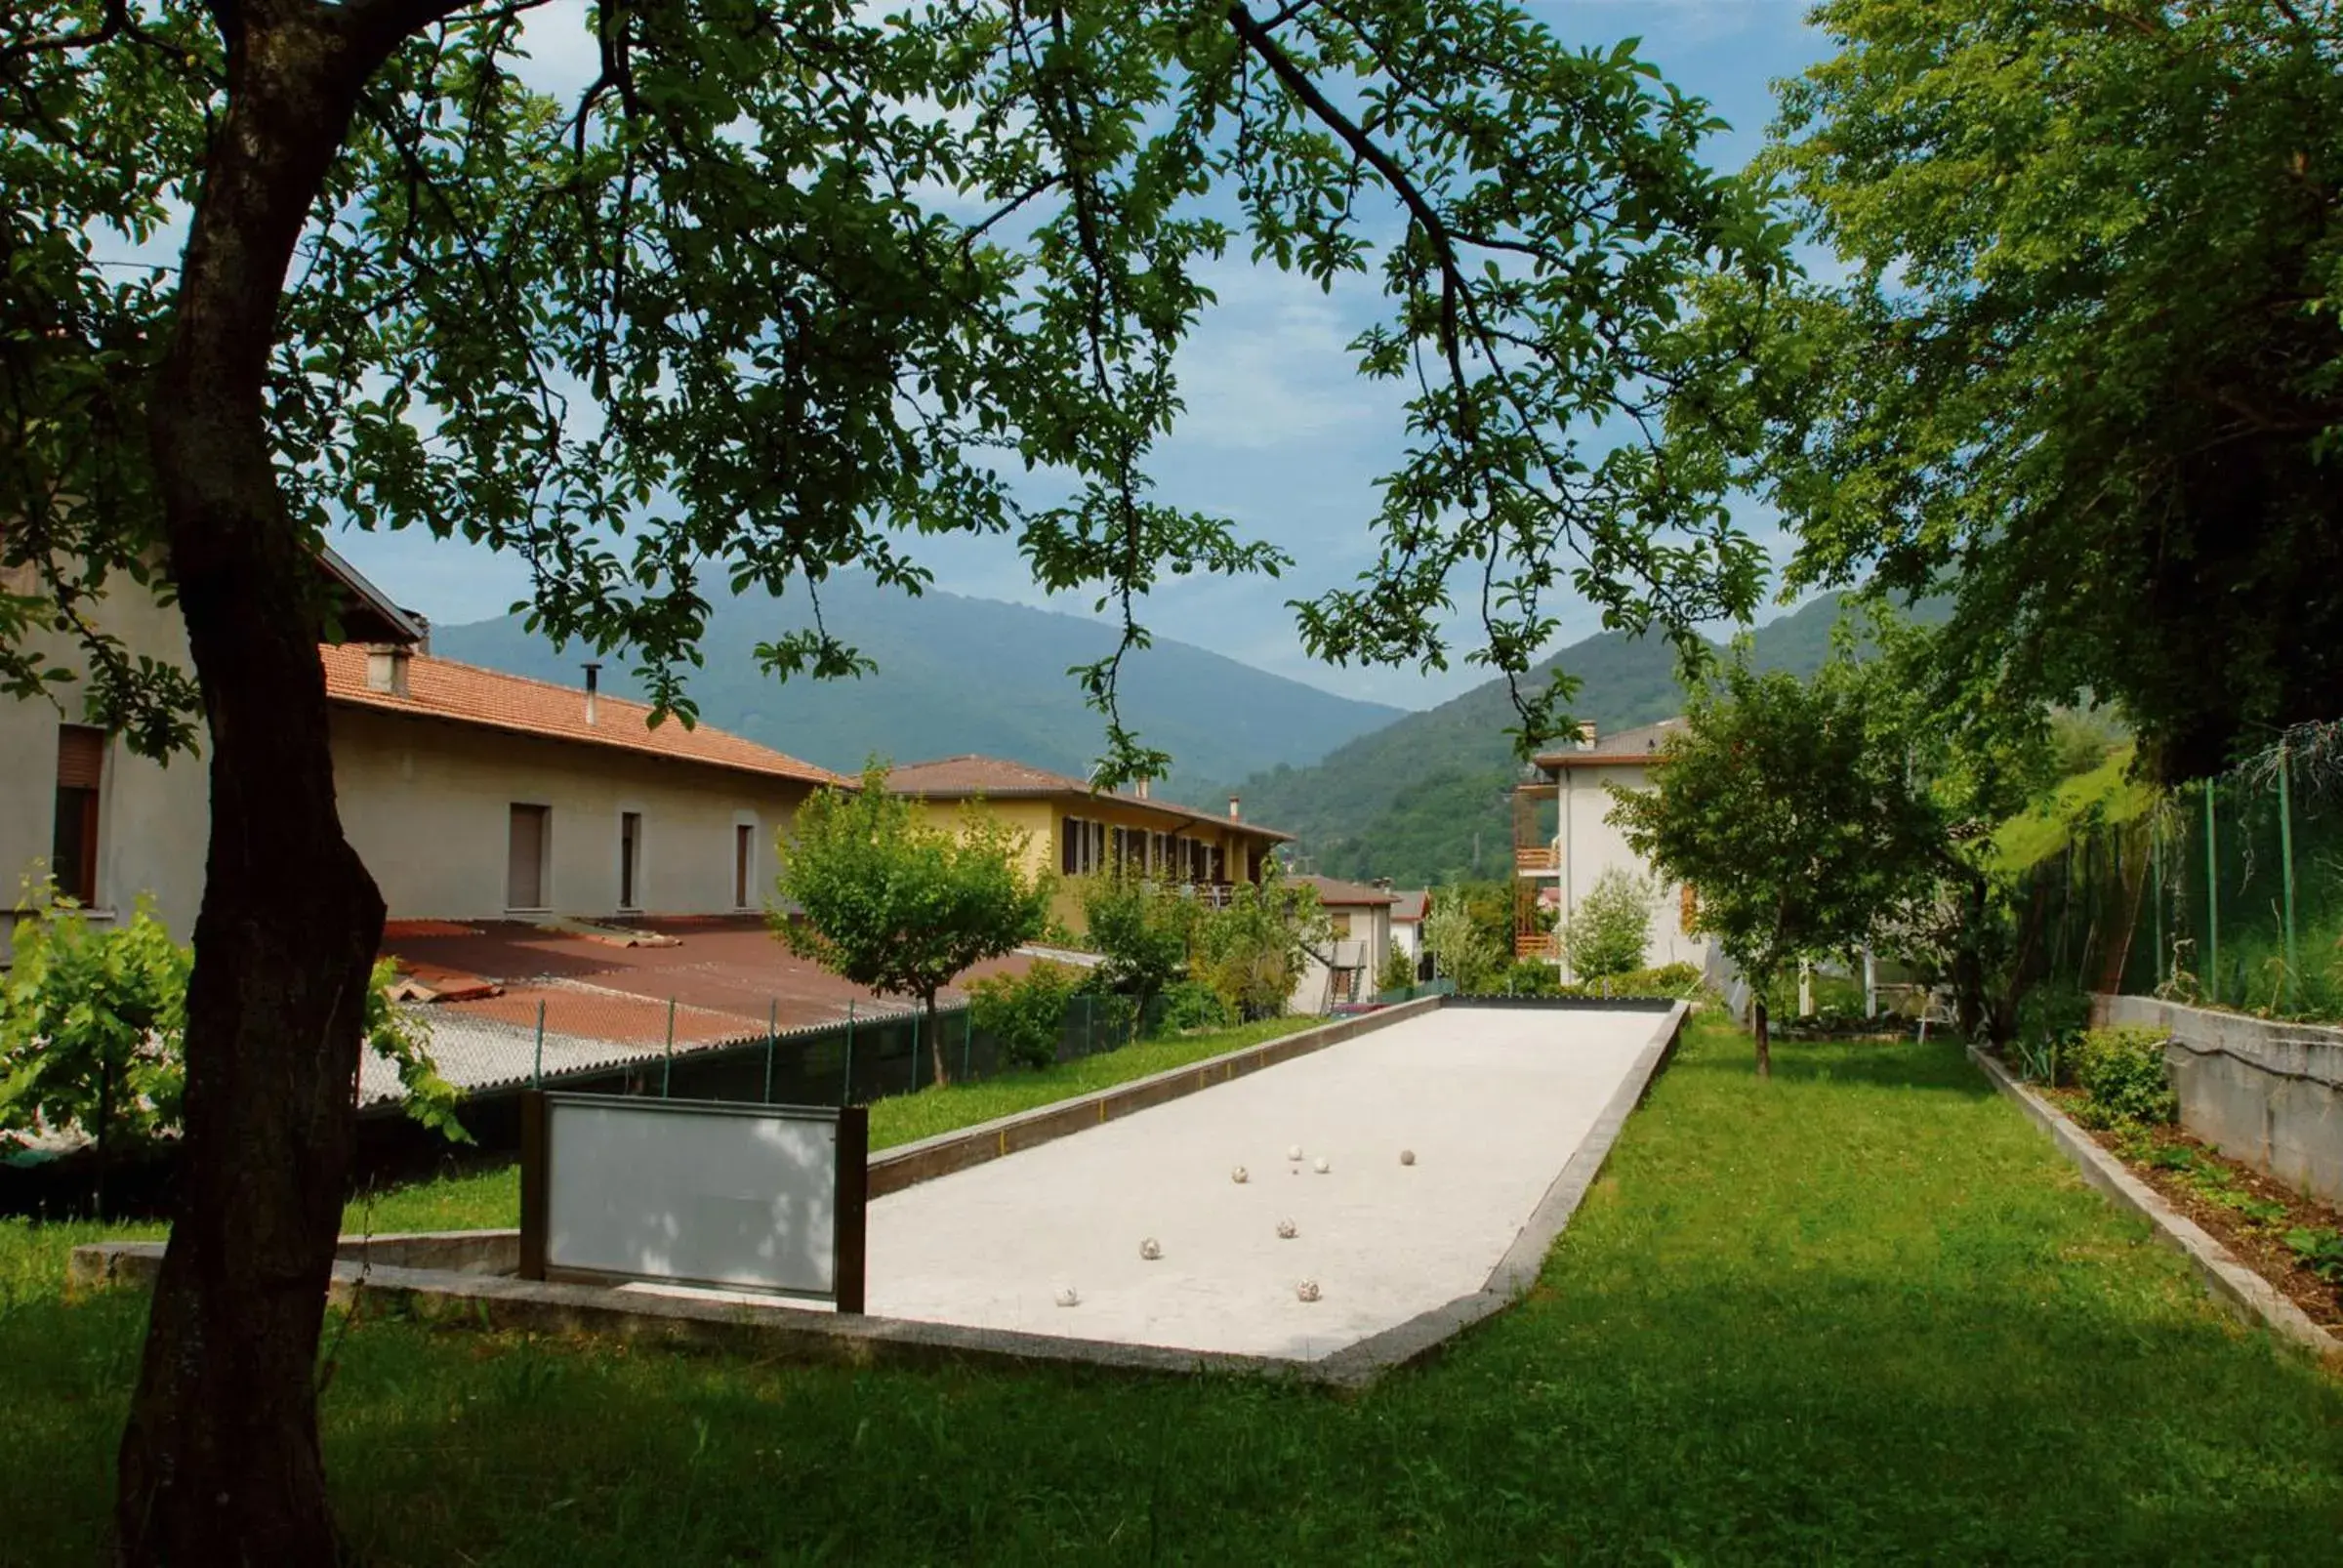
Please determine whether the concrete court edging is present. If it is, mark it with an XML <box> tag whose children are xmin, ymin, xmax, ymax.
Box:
<box><xmin>867</xmin><ymin>993</ymin><xmax>1445</xmax><ymax>1199</ymax></box>
<box><xmin>1967</xmin><ymin>1044</ymin><xmax>2342</xmax><ymax>1367</ymax></box>
<box><xmin>70</xmin><ymin>1000</ymin><xmax>1687</xmax><ymax>1388</ymax></box>
<box><xmin>1311</xmin><ymin>999</ymin><xmax>1688</xmax><ymax>1385</ymax></box>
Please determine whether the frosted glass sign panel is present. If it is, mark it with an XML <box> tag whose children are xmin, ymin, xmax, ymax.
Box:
<box><xmin>524</xmin><ymin>1093</ymin><xmax>867</xmax><ymax>1306</ymax></box>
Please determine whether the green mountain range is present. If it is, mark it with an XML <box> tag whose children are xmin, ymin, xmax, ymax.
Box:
<box><xmin>1174</xmin><ymin>593</ymin><xmax>1877</xmax><ymax>886</ymax></box>
<box><xmin>429</xmin><ymin>574</ymin><xmax>1403</xmax><ymax>786</ymax></box>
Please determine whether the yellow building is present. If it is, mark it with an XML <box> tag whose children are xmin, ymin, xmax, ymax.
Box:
<box><xmin>885</xmin><ymin>755</ymin><xmax>1294</xmax><ymax>928</ymax></box>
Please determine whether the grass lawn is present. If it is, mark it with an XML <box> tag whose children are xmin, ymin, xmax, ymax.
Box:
<box><xmin>5</xmin><ymin>1012</ymin><xmax>2340</xmax><ymax>1563</ymax></box>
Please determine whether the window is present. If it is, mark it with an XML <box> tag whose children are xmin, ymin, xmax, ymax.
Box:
<box><xmin>52</xmin><ymin>724</ymin><xmax>103</xmax><ymax>905</ymax></box>
<box><xmin>619</xmin><ymin>812</ymin><xmax>642</xmax><ymax>910</ymax></box>
<box><xmin>735</xmin><ymin>823</ymin><xmax>755</xmax><ymax>909</ymax></box>
<box><xmin>1149</xmin><ymin>831</ymin><xmax>1168</xmax><ymax>874</ymax></box>
<box><xmin>1061</xmin><ymin>815</ymin><xmax>1110</xmax><ymax>877</ymax></box>
<box><xmin>1329</xmin><ymin>911</ymin><xmax>1352</xmax><ymax>939</ymax></box>
<box><xmin>507</xmin><ymin>804</ymin><xmax>550</xmax><ymax>909</ymax></box>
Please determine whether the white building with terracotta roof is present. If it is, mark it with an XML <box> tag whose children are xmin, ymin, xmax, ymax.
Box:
<box><xmin>324</xmin><ymin>642</ymin><xmax>844</xmax><ymax>923</ymax></box>
<box><xmin>1</xmin><ymin>551</ymin><xmax>844</xmax><ymax>946</ymax></box>
<box><xmin>1286</xmin><ymin>873</ymin><xmax>1395</xmax><ymax>1012</ymax></box>
<box><xmin>1511</xmin><ymin>719</ymin><xmax>1710</xmax><ymax>981</ymax></box>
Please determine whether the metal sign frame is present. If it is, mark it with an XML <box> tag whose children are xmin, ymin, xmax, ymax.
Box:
<box><xmin>518</xmin><ymin>1091</ymin><xmax>867</xmax><ymax>1313</ymax></box>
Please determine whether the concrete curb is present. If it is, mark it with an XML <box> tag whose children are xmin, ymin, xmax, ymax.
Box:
<box><xmin>69</xmin><ymin>1001</ymin><xmax>1686</xmax><ymax>1389</ymax></box>
<box><xmin>1968</xmin><ymin>1044</ymin><xmax>2342</xmax><ymax>1367</ymax></box>
<box><xmin>869</xmin><ymin>995</ymin><xmax>1445</xmax><ymax>1199</ymax></box>
<box><xmin>1311</xmin><ymin>1000</ymin><xmax>1687</xmax><ymax>1386</ymax></box>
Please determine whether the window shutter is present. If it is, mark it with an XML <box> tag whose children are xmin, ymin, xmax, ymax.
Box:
<box><xmin>56</xmin><ymin>725</ymin><xmax>105</xmax><ymax>790</ymax></box>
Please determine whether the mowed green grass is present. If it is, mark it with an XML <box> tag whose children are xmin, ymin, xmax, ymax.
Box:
<box><xmin>5</xmin><ymin>1014</ymin><xmax>2340</xmax><ymax>1564</ymax></box>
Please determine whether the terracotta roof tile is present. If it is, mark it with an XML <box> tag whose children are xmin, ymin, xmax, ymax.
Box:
<box><xmin>321</xmin><ymin>645</ymin><xmax>846</xmax><ymax>788</ymax></box>
<box><xmin>1532</xmin><ymin>718</ymin><xmax>1688</xmax><ymax>769</ymax></box>
<box><xmin>886</xmin><ymin>754</ymin><xmax>1295</xmax><ymax>842</ymax></box>
<box><xmin>1290</xmin><ymin>873</ymin><xmax>1396</xmax><ymax>906</ymax></box>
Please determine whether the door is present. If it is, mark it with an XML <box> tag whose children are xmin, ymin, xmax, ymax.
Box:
<box><xmin>508</xmin><ymin>804</ymin><xmax>549</xmax><ymax>909</ymax></box>
<box><xmin>619</xmin><ymin>812</ymin><xmax>641</xmax><ymax>909</ymax></box>
<box><xmin>734</xmin><ymin>822</ymin><xmax>754</xmax><ymax>909</ymax></box>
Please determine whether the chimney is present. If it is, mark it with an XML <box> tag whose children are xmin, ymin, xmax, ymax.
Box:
<box><xmin>363</xmin><ymin>645</ymin><xmax>411</xmax><ymax>698</ymax></box>
<box><xmin>409</xmin><ymin>611</ymin><xmax>432</xmax><ymax>655</ymax></box>
<box><xmin>1134</xmin><ymin>776</ymin><xmax>1150</xmax><ymax>801</ymax></box>
<box><xmin>1227</xmin><ymin>794</ymin><xmax>1241</xmax><ymax>821</ymax></box>
<box><xmin>582</xmin><ymin>662</ymin><xmax>600</xmax><ymax>726</ymax></box>
<box><xmin>1578</xmin><ymin>721</ymin><xmax>1598</xmax><ymax>751</ymax></box>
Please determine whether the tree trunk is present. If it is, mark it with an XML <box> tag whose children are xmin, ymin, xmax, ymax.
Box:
<box><xmin>925</xmin><ymin>991</ymin><xmax>949</xmax><ymax>1088</ymax></box>
<box><xmin>1751</xmin><ymin>995</ymin><xmax>1772</xmax><ymax>1081</ymax></box>
<box><xmin>114</xmin><ymin>11</ymin><xmax>413</xmax><ymax>1562</ymax></box>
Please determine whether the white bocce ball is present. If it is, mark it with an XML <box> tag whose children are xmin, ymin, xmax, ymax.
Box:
<box><xmin>1139</xmin><ymin>1237</ymin><xmax>1163</xmax><ymax>1260</ymax></box>
<box><xmin>1295</xmin><ymin>1279</ymin><xmax>1322</xmax><ymax>1302</ymax></box>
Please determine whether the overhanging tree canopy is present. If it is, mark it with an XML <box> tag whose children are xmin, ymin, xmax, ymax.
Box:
<box><xmin>1</xmin><ymin>1</ymin><xmax>1787</xmax><ymax>1557</ymax></box>
<box><xmin>1679</xmin><ymin>0</ymin><xmax>2343</xmax><ymax>783</ymax></box>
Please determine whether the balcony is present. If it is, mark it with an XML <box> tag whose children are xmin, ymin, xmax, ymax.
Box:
<box><xmin>1513</xmin><ymin>846</ymin><xmax>1560</xmax><ymax>875</ymax></box>
<box><xmin>1514</xmin><ymin>931</ymin><xmax>1559</xmax><ymax>960</ymax></box>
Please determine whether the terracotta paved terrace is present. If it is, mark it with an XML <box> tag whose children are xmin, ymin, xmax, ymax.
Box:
<box><xmin>361</xmin><ymin>917</ymin><xmax>1048</xmax><ymax>1103</ymax></box>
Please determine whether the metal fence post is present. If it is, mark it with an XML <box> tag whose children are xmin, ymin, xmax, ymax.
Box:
<box><xmin>532</xmin><ymin>998</ymin><xmax>546</xmax><ymax>1089</ymax></box>
<box><xmin>661</xmin><ymin>997</ymin><xmax>676</xmax><ymax>1098</ymax></box>
<box><xmin>961</xmin><ymin>1005</ymin><xmax>972</xmax><ymax>1084</ymax></box>
<box><xmin>2151</xmin><ymin>823</ymin><xmax>2165</xmax><ymax>992</ymax></box>
<box><xmin>763</xmin><ymin>999</ymin><xmax>778</xmax><ymax>1104</ymax></box>
<box><xmin>2204</xmin><ymin>780</ymin><xmax>2220</xmax><ymax>1006</ymax></box>
<box><xmin>2279</xmin><ymin>740</ymin><xmax>2299</xmax><ymax>1011</ymax></box>
<box><xmin>842</xmin><ymin>1001</ymin><xmax>856</xmax><ymax>1107</ymax></box>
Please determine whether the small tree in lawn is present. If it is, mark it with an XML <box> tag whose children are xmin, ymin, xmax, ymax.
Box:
<box><xmin>1563</xmin><ymin>868</ymin><xmax>1654</xmax><ymax>981</ymax></box>
<box><xmin>1610</xmin><ymin>646</ymin><xmax>1942</xmax><ymax>1078</ymax></box>
<box><xmin>1194</xmin><ymin>876</ymin><xmax>1330</xmax><ymax>1019</ymax></box>
<box><xmin>775</xmin><ymin>763</ymin><xmax>1051</xmax><ymax>1087</ymax></box>
<box><xmin>1081</xmin><ymin>874</ymin><xmax>1197</xmax><ymax>1026</ymax></box>
<box><xmin>1420</xmin><ymin>892</ymin><xmax>1502</xmax><ymax>993</ymax></box>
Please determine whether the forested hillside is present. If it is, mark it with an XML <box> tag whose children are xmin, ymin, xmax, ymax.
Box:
<box><xmin>432</xmin><ymin>574</ymin><xmax>1401</xmax><ymax>786</ymax></box>
<box><xmin>1183</xmin><ymin>594</ymin><xmax>1895</xmax><ymax>883</ymax></box>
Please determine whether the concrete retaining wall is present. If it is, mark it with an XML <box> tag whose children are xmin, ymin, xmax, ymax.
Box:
<box><xmin>2100</xmin><ymin>995</ymin><xmax>2343</xmax><ymax>1207</ymax></box>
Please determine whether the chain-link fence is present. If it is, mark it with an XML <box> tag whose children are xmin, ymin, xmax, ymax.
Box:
<box><xmin>450</xmin><ymin>988</ymin><xmax>1175</xmax><ymax>1110</ymax></box>
<box><xmin>2026</xmin><ymin>728</ymin><xmax>2343</xmax><ymax>1020</ymax></box>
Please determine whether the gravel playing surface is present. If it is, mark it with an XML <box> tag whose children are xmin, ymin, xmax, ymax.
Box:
<box><xmin>862</xmin><ymin>1006</ymin><xmax>1663</xmax><ymax>1361</ymax></box>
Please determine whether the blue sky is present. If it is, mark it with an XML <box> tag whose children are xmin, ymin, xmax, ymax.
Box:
<box><xmin>331</xmin><ymin>1</ymin><xmax>1831</xmax><ymax>711</ymax></box>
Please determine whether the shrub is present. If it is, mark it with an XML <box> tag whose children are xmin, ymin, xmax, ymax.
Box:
<box><xmin>1500</xmin><ymin>958</ymin><xmax>1561</xmax><ymax>996</ymax></box>
<box><xmin>1080</xmin><ymin>875</ymin><xmax>1196</xmax><ymax>1018</ymax></box>
<box><xmin>2070</xmin><ymin>1026</ymin><xmax>2178</xmax><ymax>1128</ymax></box>
<box><xmin>2014</xmin><ymin>981</ymin><xmax>2092</xmax><ymax>1083</ymax></box>
<box><xmin>1613</xmin><ymin>961</ymin><xmax>1703</xmax><ymax>997</ymax></box>
<box><xmin>1156</xmin><ymin>979</ymin><xmax>1233</xmax><ymax>1034</ymax></box>
<box><xmin>0</xmin><ymin>890</ymin><xmax>466</xmax><ymax>1211</ymax></box>
<box><xmin>967</xmin><ymin>961</ymin><xmax>1084</xmax><ymax>1070</ymax></box>
<box><xmin>1194</xmin><ymin>878</ymin><xmax>1326</xmax><ymax>1019</ymax></box>
<box><xmin>1378</xmin><ymin>944</ymin><xmax>1417</xmax><ymax>995</ymax></box>
<box><xmin>2282</xmin><ymin>1226</ymin><xmax>2343</xmax><ymax>1285</ymax></box>
<box><xmin>1562</xmin><ymin>868</ymin><xmax>1652</xmax><ymax>978</ymax></box>
<box><xmin>1420</xmin><ymin>895</ymin><xmax>1501</xmax><ymax>993</ymax></box>
<box><xmin>0</xmin><ymin>893</ymin><xmax>190</xmax><ymax>1204</ymax></box>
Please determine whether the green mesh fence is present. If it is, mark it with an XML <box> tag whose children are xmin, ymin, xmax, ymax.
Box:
<box><xmin>2028</xmin><ymin>736</ymin><xmax>2343</xmax><ymax>1019</ymax></box>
